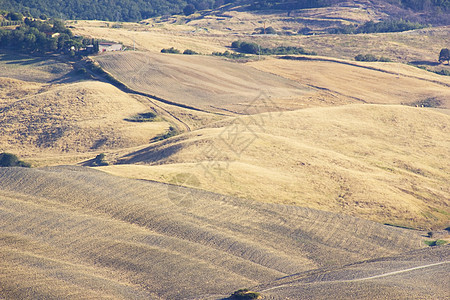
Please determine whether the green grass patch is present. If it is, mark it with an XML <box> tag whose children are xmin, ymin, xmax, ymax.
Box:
<box><xmin>151</xmin><ymin>126</ymin><xmax>178</xmax><ymax>142</ymax></box>
<box><xmin>424</xmin><ymin>239</ymin><xmax>448</xmax><ymax>247</ymax></box>
<box><xmin>125</xmin><ymin>112</ymin><xmax>159</xmax><ymax>122</ymax></box>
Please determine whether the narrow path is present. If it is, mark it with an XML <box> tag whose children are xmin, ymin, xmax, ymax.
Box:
<box><xmin>146</xmin><ymin>97</ymin><xmax>192</xmax><ymax>132</ymax></box>
<box><xmin>260</xmin><ymin>260</ymin><xmax>450</xmax><ymax>292</ymax></box>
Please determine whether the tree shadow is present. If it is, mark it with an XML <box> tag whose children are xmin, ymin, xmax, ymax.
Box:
<box><xmin>409</xmin><ymin>60</ymin><xmax>439</xmax><ymax>66</ymax></box>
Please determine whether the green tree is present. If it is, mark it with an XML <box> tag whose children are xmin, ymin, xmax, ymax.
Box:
<box><xmin>183</xmin><ymin>4</ymin><xmax>196</xmax><ymax>15</ymax></box>
<box><xmin>6</xmin><ymin>12</ymin><xmax>23</xmax><ymax>21</ymax></box>
<box><xmin>0</xmin><ymin>153</ymin><xmax>30</xmax><ymax>167</ymax></box>
<box><xmin>439</xmin><ymin>48</ymin><xmax>450</xmax><ymax>64</ymax></box>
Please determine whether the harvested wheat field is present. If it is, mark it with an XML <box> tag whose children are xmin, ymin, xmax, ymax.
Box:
<box><xmin>102</xmin><ymin>104</ymin><xmax>450</xmax><ymax>230</ymax></box>
<box><xmin>249</xmin><ymin>57</ymin><xmax>450</xmax><ymax>108</ymax></box>
<box><xmin>0</xmin><ymin>166</ymin><xmax>428</xmax><ymax>299</ymax></box>
<box><xmin>94</xmin><ymin>51</ymin><xmax>313</xmax><ymax>114</ymax></box>
<box><xmin>0</xmin><ymin>80</ymin><xmax>170</xmax><ymax>157</ymax></box>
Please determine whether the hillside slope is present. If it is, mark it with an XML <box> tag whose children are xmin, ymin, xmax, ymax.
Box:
<box><xmin>256</xmin><ymin>245</ymin><xmax>450</xmax><ymax>299</ymax></box>
<box><xmin>0</xmin><ymin>78</ymin><xmax>169</xmax><ymax>157</ymax></box>
<box><xmin>0</xmin><ymin>166</ymin><xmax>426</xmax><ymax>299</ymax></box>
<box><xmin>102</xmin><ymin>104</ymin><xmax>450</xmax><ymax>229</ymax></box>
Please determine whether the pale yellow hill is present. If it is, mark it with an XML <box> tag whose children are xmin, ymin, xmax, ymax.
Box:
<box><xmin>0</xmin><ymin>80</ymin><xmax>170</xmax><ymax>159</ymax></box>
<box><xmin>0</xmin><ymin>77</ymin><xmax>46</xmax><ymax>105</ymax></box>
<box><xmin>0</xmin><ymin>166</ymin><xmax>426</xmax><ymax>299</ymax></box>
<box><xmin>101</xmin><ymin>104</ymin><xmax>450</xmax><ymax>230</ymax></box>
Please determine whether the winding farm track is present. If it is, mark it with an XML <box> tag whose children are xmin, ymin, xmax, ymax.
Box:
<box><xmin>256</xmin><ymin>246</ymin><xmax>450</xmax><ymax>299</ymax></box>
<box><xmin>0</xmin><ymin>166</ymin><xmax>431</xmax><ymax>299</ymax></box>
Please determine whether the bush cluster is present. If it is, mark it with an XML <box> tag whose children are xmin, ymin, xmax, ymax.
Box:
<box><xmin>229</xmin><ymin>289</ymin><xmax>261</xmax><ymax>299</ymax></box>
<box><xmin>355</xmin><ymin>54</ymin><xmax>392</xmax><ymax>62</ymax></box>
<box><xmin>231</xmin><ymin>40</ymin><xmax>316</xmax><ymax>56</ymax></box>
<box><xmin>183</xmin><ymin>49</ymin><xmax>198</xmax><ymax>55</ymax></box>
<box><xmin>161</xmin><ymin>47</ymin><xmax>180</xmax><ymax>54</ymax></box>
<box><xmin>0</xmin><ymin>153</ymin><xmax>31</xmax><ymax>168</ymax></box>
<box><xmin>330</xmin><ymin>19</ymin><xmax>427</xmax><ymax>34</ymax></box>
<box><xmin>212</xmin><ymin>50</ymin><xmax>247</xmax><ymax>59</ymax></box>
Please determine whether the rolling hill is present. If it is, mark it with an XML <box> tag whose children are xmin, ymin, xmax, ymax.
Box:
<box><xmin>0</xmin><ymin>77</ymin><xmax>170</xmax><ymax>160</ymax></box>
<box><xmin>0</xmin><ymin>166</ymin><xmax>428</xmax><ymax>299</ymax></box>
<box><xmin>1</xmin><ymin>2</ymin><xmax>449</xmax><ymax>298</ymax></box>
<box><xmin>101</xmin><ymin>104</ymin><xmax>450</xmax><ymax>230</ymax></box>
<box><xmin>94</xmin><ymin>51</ymin><xmax>313</xmax><ymax>115</ymax></box>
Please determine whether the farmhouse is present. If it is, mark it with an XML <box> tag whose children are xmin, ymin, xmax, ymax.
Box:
<box><xmin>99</xmin><ymin>42</ymin><xmax>122</xmax><ymax>52</ymax></box>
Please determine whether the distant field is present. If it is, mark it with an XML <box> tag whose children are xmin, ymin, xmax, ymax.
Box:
<box><xmin>102</xmin><ymin>104</ymin><xmax>450</xmax><ymax>230</ymax></box>
<box><xmin>72</xmin><ymin>17</ymin><xmax>450</xmax><ymax>66</ymax></box>
<box><xmin>94</xmin><ymin>51</ymin><xmax>312</xmax><ymax>114</ymax></box>
<box><xmin>0</xmin><ymin>166</ymin><xmax>426</xmax><ymax>299</ymax></box>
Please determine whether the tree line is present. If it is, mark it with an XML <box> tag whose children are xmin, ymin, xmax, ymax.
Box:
<box><xmin>0</xmin><ymin>16</ymin><xmax>96</xmax><ymax>54</ymax></box>
<box><xmin>0</xmin><ymin>0</ymin><xmax>448</xmax><ymax>22</ymax></box>
<box><xmin>329</xmin><ymin>19</ymin><xmax>426</xmax><ymax>34</ymax></box>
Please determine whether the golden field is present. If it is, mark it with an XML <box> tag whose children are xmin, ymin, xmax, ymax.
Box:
<box><xmin>1</xmin><ymin>5</ymin><xmax>449</xmax><ymax>299</ymax></box>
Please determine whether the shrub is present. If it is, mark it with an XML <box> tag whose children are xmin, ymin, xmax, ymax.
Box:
<box><xmin>438</xmin><ymin>48</ymin><xmax>449</xmax><ymax>64</ymax></box>
<box><xmin>125</xmin><ymin>112</ymin><xmax>157</xmax><ymax>122</ymax></box>
<box><xmin>161</xmin><ymin>47</ymin><xmax>180</xmax><ymax>54</ymax></box>
<box><xmin>91</xmin><ymin>153</ymin><xmax>108</xmax><ymax>166</ymax></box>
<box><xmin>151</xmin><ymin>126</ymin><xmax>178</xmax><ymax>142</ymax></box>
<box><xmin>408</xmin><ymin>97</ymin><xmax>441</xmax><ymax>108</ymax></box>
<box><xmin>183</xmin><ymin>4</ymin><xmax>196</xmax><ymax>16</ymax></box>
<box><xmin>0</xmin><ymin>153</ymin><xmax>31</xmax><ymax>167</ymax></box>
<box><xmin>435</xmin><ymin>69</ymin><xmax>450</xmax><ymax>76</ymax></box>
<box><xmin>231</xmin><ymin>40</ymin><xmax>316</xmax><ymax>56</ymax></box>
<box><xmin>212</xmin><ymin>50</ymin><xmax>247</xmax><ymax>59</ymax></box>
<box><xmin>355</xmin><ymin>54</ymin><xmax>391</xmax><ymax>62</ymax></box>
<box><xmin>183</xmin><ymin>49</ymin><xmax>198</xmax><ymax>55</ymax></box>
<box><xmin>239</xmin><ymin>41</ymin><xmax>259</xmax><ymax>54</ymax></box>
<box><xmin>231</xmin><ymin>40</ymin><xmax>242</xmax><ymax>48</ymax></box>
<box><xmin>230</xmin><ymin>289</ymin><xmax>261</xmax><ymax>299</ymax></box>
<box><xmin>254</xmin><ymin>26</ymin><xmax>277</xmax><ymax>34</ymax></box>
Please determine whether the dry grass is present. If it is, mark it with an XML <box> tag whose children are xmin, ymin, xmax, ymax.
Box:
<box><xmin>71</xmin><ymin>12</ymin><xmax>450</xmax><ymax>66</ymax></box>
<box><xmin>0</xmin><ymin>52</ymin><xmax>73</xmax><ymax>83</ymax></box>
<box><xmin>0</xmin><ymin>79</ymin><xmax>170</xmax><ymax>158</ymax></box>
<box><xmin>0</xmin><ymin>166</ymin><xmax>426</xmax><ymax>299</ymax></box>
<box><xmin>102</xmin><ymin>104</ymin><xmax>450</xmax><ymax>230</ymax></box>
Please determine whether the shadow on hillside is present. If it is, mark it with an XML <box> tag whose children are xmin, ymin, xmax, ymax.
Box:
<box><xmin>1</xmin><ymin>52</ymin><xmax>48</xmax><ymax>65</ymax></box>
<box><xmin>409</xmin><ymin>60</ymin><xmax>439</xmax><ymax>66</ymax></box>
<box><xmin>117</xmin><ymin>142</ymin><xmax>182</xmax><ymax>165</ymax></box>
